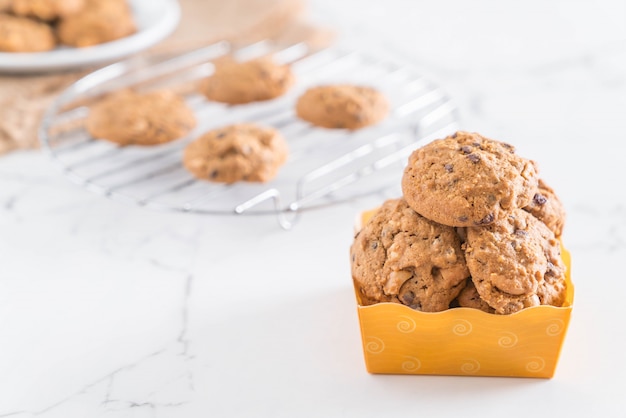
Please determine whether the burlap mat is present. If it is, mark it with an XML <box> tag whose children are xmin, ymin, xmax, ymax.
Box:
<box><xmin>0</xmin><ymin>0</ymin><xmax>331</xmax><ymax>156</ymax></box>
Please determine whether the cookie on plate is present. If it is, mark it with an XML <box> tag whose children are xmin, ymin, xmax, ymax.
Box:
<box><xmin>350</xmin><ymin>198</ymin><xmax>470</xmax><ymax>312</ymax></box>
<box><xmin>201</xmin><ymin>56</ymin><xmax>295</xmax><ymax>105</ymax></box>
<box><xmin>11</xmin><ymin>0</ymin><xmax>84</xmax><ymax>21</ymax></box>
<box><xmin>401</xmin><ymin>131</ymin><xmax>539</xmax><ymax>227</ymax></box>
<box><xmin>296</xmin><ymin>84</ymin><xmax>389</xmax><ymax>130</ymax></box>
<box><xmin>464</xmin><ymin>209</ymin><xmax>567</xmax><ymax>315</ymax></box>
<box><xmin>523</xmin><ymin>178</ymin><xmax>566</xmax><ymax>238</ymax></box>
<box><xmin>57</xmin><ymin>0</ymin><xmax>135</xmax><ymax>47</ymax></box>
<box><xmin>183</xmin><ymin>123</ymin><xmax>289</xmax><ymax>184</ymax></box>
<box><xmin>0</xmin><ymin>13</ymin><xmax>56</xmax><ymax>52</ymax></box>
<box><xmin>86</xmin><ymin>90</ymin><xmax>197</xmax><ymax>146</ymax></box>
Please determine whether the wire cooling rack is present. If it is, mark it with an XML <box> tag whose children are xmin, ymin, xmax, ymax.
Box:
<box><xmin>39</xmin><ymin>39</ymin><xmax>459</xmax><ymax>229</ymax></box>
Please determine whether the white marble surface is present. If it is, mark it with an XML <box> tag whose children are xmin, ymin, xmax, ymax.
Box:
<box><xmin>2</xmin><ymin>0</ymin><xmax>626</xmax><ymax>416</ymax></box>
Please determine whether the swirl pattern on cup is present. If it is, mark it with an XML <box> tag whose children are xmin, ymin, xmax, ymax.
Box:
<box><xmin>546</xmin><ymin>319</ymin><xmax>564</xmax><ymax>336</ymax></box>
<box><xmin>452</xmin><ymin>319</ymin><xmax>473</xmax><ymax>336</ymax></box>
<box><xmin>396</xmin><ymin>315</ymin><xmax>416</xmax><ymax>333</ymax></box>
<box><xmin>498</xmin><ymin>331</ymin><xmax>519</xmax><ymax>348</ymax></box>
<box><xmin>401</xmin><ymin>356</ymin><xmax>421</xmax><ymax>372</ymax></box>
<box><xmin>460</xmin><ymin>358</ymin><xmax>481</xmax><ymax>374</ymax></box>
<box><xmin>365</xmin><ymin>336</ymin><xmax>385</xmax><ymax>354</ymax></box>
<box><xmin>525</xmin><ymin>356</ymin><xmax>546</xmax><ymax>372</ymax></box>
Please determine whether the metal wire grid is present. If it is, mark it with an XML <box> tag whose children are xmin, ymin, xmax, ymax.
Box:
<box><xmin>39</xmin><ymin>39</ymin><xmax>459</xmax><ymax>229</ymax></box>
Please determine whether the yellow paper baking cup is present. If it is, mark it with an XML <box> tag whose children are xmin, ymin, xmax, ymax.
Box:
<box><xmin>353</xmin><ymin>211</ymin><xmax>574</xmax><ymax>378</ymax></box>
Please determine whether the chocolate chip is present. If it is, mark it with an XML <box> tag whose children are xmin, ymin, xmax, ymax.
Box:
<box><xmin>216</xmin><ymin>131</ymin><xmax>227</xmax><ymax>139</ymax></box>
<box><xmin>370</xmin><ymin>241</ymin><xmax>378</xmax><ymax>250</ymax></box>
<box><xmin>401</xmin><ymin>291</ymin><xmax>415</xmax><ymax>305</ymax></box>
<box><xmin>514</xmin><ymin>229</ymin><xmax>528</xmax><ymax>237</ymax></box>
<box><xmin>210</xmin><ymin>170</ymin><xmax>219</xmax><ymax>178</ymax></box>
<box><xmin>502</xmin><ymin>142</ymin><xmax>515</xmax><ymax>152</ymax></box>
<box><xmin>444</xmin><ymin>163</ymin><xmax>454</xmax><ymax>173</ymax></box>
<box><xmin>451</xmin><ymin>132</ymin><xmax>458</xmax><ymax>138</ymax></box>
<box><xmin>533</xmin><ymin>193</ymin><xmax>547</xmax><ymax>205</ymax></box>
<box><xmin>467</xmin><ymin>153</ymin><xmax>481</xmax><ymax>163</ymax></box>
<box><xmin>460</xmin><ymin>145</ymin><xmax>472</xmax><ymax>154</ymax></box>
<box><xmin>458</xmin><ymin>215</ymin><xmax>469</xmax><ymax>223</ymax></box>
<box><xmin>474</xmin><ymin>213</ymin><xmax>494</xmax><ymax>225</ymax></box>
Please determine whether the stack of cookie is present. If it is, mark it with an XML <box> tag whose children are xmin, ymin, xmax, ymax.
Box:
<box><xmin>350</xmin><ymin>131</ymin><xmax>567</xmax><ymax>315</ymax></box>
<box><xmin>0</xmin><ymin>0</ymin><xmax>135</xmax><ymax>53</ymax></box>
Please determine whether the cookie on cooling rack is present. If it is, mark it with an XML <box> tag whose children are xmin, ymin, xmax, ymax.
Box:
<box><xmin>57</xmin><ymin>0</ymin><xmax>135</xmax><ymax>47</ymax></box>
<box><xmin>401</xmin><ymin>131</ymin><xmax>539</xmax><ymax>227</ymax></box>
<box><xmin>350</xmin><ymin>198</ymin><xmax>470</xmax><ymax>312</ymax></box>
<box><xmin>0</xmin><ymin>13</ymin><xmax>56</xmax><ymax>52</ymax></box>
<box><xmin>201</xmin><ymin>56</ymin><xmax>295</xmax><ymax>105</ymax></box>
<box><xmin>464</xmin><ymin>209</ymin><xmax>567</xmax><ymax>315</ymax></box>
<box><xmin>183</xmin><ymin>123</ymin><xmax>289</xmax><ymax>184</ymax></box>
<box><xmin>11</xmin><ymin>0</ymin><xmax>84</xmax><ymax>21</ymax></box>
<box><xmin>295</xmin><ymin>84</ymin><xmax>389</xmax><ymax>130</ymax></box>
<box><xmin>86</xmin><ymin>90</ymin><xmax>197</xmax><ymax>146</ymax></box>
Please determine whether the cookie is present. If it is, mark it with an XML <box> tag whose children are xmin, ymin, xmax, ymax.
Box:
<box><xmin>523</xmin><ymin>179</ymin><xmax>566</xmax><ymax>237</ymax></box>
<box><xmin>464</xmin><ymin>209</ymin><xmax>567</xmax><ymax>315</ymax></box>
<box><xmin>86</xmin><ymin>90</ymin><xmax>197</xmax><ymax>146</ymax></box>
<box><xmin>0</xmin><ymin>13</ymin><xmax>56</xmax><ymax>52</ymax></box>
<box><xmin>183</xmin><ymin>123</ymin><xmax>288</xmax><ymax>184</ymax></box>
<box><xmin>12</xmin><ymin>0</ymin><xmax>84</xmax><ymax>21</ymax></box>
<box><xmin>536</xmin><ymin>263</ymin><xmax>568</xmax><ymax>308</ymax></box>
<box><xmin>57</xmin><ymin>0</ymin><xmax>135</xmax><ymax>47</ymax></box>
<box><xmin>454</xmin><ymin>279</ymin><xmax>495</xmax><ymax>313</ymax></box>
<box><xmin>296</xmin><ymin>84</ymin><xmax>389</xmax><ymax>130</ymax></box>
<box><xmin>0</xmin><ymin>0</ymin><xmax>12</xmax><ymax>12</ymax></box>
<box><xmin>402</xmin><ymin>131</ymin><xmax>539</xmax><ymax>227</ymax></box>
<box><xmin>201</xmin><ymin>56</ymin><xmax>295</xmax><ymax>105</ymax></box>
<box><xmin>350</xmin><ymin>198</ymin><xmax>470</xmax><ymax>312</ymax></box>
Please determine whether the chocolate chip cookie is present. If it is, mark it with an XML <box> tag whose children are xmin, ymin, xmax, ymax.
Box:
<box><xmin>11</xmin><ymin>0</ymin><xmax>84</xmax><ymax>21</ymax></box>
<box><xmin>86</xmin><ymin>90</ymin><xmax>197</xmax><ymax>146</ymax></box>
<box><xmin>464</xmin><ymin>209</ymin><xmax>567</xmax><ymax>314</ymax></box>
<box><xmin>523</xmin><ymin>179</ymin><xmax>566</xmax><ymax>237</ymax></box>
<box><xmin>454</xmin><ymin>280</ymin><xmax>495</xmax><ymax>313</ymax></box>
<box><xmin>57</xmin><ymin>0</ymin><xmax>135</xmax><ymax>47</ymax></box>
<box><xmin>296</xmin><ymin>84</ymin><xmax>389</xmax><ymax>130</ymax></box>
<box><xmin>201</xmin><ymin>56</ymin><xmax>295</xmax><ymax>105</ymax></box>
<box><xmin>0</xmin><ymin>0</ymin><xmax>12</xmax><ymax>12</ymax></box>
<box><xmin>350</xmin><ymin>198</ymin><xmax>470</xmax><ymax>312</ymax></box>
<box><xmin>183</xmin><ymin>123</ymin><xmax>289</xmax><ymax>184</ymax></box>
<box><xmin>402</xmin><ymin>131</ymin><xmax>539</xmax><ymax>227</ymax></box>
<box><xmin>0</xmin><ymin>13</ymin><xmax>56</xmax><ymax>52</ymax></box>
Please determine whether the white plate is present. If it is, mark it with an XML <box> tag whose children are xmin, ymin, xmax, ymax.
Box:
<box><xmin>0</xmin><ymin>0</ymin><xmax>181</xmax><ymax>74</ymax></box>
